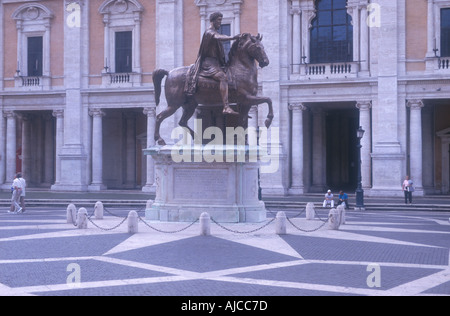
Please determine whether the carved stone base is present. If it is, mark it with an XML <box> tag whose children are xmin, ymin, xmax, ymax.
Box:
<box><xmin>143</xmin><ymin>145</ymin><xmax>267</xmax><ymax>223</ymax></box>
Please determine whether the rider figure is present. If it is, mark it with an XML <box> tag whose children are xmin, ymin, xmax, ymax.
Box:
<box><xmin>185</xmin><ymin>12</ymin><xmax>240</xmax><ymax>116</ymax></box>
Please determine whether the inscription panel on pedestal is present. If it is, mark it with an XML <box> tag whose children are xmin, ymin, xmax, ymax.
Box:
<box><xmin>173</xmin><ymin>168</ymin><xmax>229</xmax><ymax>201</ymax></box>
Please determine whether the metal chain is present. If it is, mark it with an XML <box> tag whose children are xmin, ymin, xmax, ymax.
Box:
<box><xmin>286</xmin><ymin>208</ymin><xmax>306</xmax><ymax>219</ymax></box>
<box><xmin>70</xmin><ymin>206</ymin><xmax>334</xmax><ymax>234</ymax></box>
<box><xmin>210</xmin><ymin>217</ymin><xmax>276</xmax><ymax>234</ymax></box>
<box><xmin>314</xmin><ymin>208</ymin><xmax>330</xmax><ymax>222</ymax></box>
<box><xmin>138</xmin><ymin>216</ymin><xmax>199</xmax><ymax>234</ymax></box>
<box><xmin>87</xmin><ymin>215</ymin><xmax>128</xmax><ymax>231</ymax></box>
<box><xmin>286</xmin><ymin>215</ymin><xmax>330</xmax><ymax>233</ymax></box>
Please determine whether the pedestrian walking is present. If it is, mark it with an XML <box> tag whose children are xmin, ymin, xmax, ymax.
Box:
<box><xmin>17</xmin><ymin>173</ymin><xmax>26</xmax><ymax>213</ymax></box>
<box><xmin>402</xmin><ymin>175</ymin><xmax>414</xmax><ymax>204</ymax></box>
<box><xmin>8</xmin><ymin>173</ymin><xmax>23</xmax><ymax>213</ymax></box>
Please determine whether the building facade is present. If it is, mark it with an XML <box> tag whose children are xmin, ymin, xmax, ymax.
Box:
<box><xmin>0</xmin><ymin>0</ymin><xmax>449</xmax><ymax>197</ymax></box>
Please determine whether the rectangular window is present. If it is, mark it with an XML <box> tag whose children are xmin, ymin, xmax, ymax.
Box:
<box><xmin>115</xmin><ymin>31</ymin><xmax>132</xmax><ymax>73</ymax></box>
<box><xmin>441</xmin><ymin>9</ymin><xmax>450</xmax><ymax>57</ymax></box>
<box><xmin>219</xmin><ymin>24</ymin><xmax>231</xmax><ymax>63</ymax></box>
<box><xmin>27</xmin><ymin>36</ymin><xmax>43</xmax><ymax>76</ymax></box>
<box><xmin>310</xmin><ymin>0</ymin><xmax>353</xmax><ymax>64</ymax></box>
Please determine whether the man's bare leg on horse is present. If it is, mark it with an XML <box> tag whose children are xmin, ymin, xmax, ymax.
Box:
<box><xmin>216</xmin><ymin>72</ymin><xmax>238</xmax><ymax>116</ymax></box>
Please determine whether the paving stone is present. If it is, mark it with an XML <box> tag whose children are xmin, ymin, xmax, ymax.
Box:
<box><xmin>0</xmin><ymin>207</ymin><xmax>449</xmax><ymax>297</ymax></box>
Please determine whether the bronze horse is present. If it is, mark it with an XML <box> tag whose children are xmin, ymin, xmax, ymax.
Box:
<box><xmin>153</xmin><ymin>33</ymin><xmax>273</xmax><ymax>146</ymax></box>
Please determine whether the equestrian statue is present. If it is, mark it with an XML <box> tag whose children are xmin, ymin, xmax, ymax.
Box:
<box><xmin>153</xmin><ymin>12</ymin><xmax>273</xmax><ymax>146</ymax></box>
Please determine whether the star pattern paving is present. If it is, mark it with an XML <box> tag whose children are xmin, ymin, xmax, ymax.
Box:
<box><xmin>0</xmin><ymin>207</ymin><xmax>449</xmax><ymax>296</ymax></box>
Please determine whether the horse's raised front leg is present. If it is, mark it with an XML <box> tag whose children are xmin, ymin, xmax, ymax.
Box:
<box><xmin>240</xmin><ymin>95</ymin><xmax>273</xmax><ymax>128</ymax></box>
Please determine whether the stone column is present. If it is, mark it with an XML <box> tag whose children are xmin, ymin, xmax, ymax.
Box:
<box><xmin>54</xmin><ymin>1</ymin><xmax>88</xmax><ymax>191</ymax></box>
<box><xmin>133</xmin><ymin>12</ymin><xmax>142</xmax><ymax>73</ymax></box>
<box><xmin>156</xmin><ymin>0</ymin><xmax>179</xmax><ymax>69</ymax></box>
<box><xmin>233</xmin><ymin>1</ymin><xmax>242</xmax><ymax>34</ymax></box>
<box><xmin>0</xmin><ymin>105</ymin><xmax>5</xmax><ymax>185</ymax></box>
<box><xmin>360</xmin><ymin>4</ymin><xmax>369</xmax><ymax>72</ymax></box>
<box><xmin>142</xmin><ymin>107</ymin><xmax>156</xmax><ymax>193</ymax></box>
<box><xmin>426</xmin><ymin>0</ymin><xmax>435</xmax><ymax>58</ymax></box>
<box><xmin>124</xmin><ymin>112</ymin><xmax>136</xmax><ymax>188</ymax></box>
<box><xmin>347</xmin><ymin>4</ymin><xmax>360</xmax><ymax>64</ymax></box>
<box><xmin>407</xmin><ymin>100</ymin><xmax>424</xmax><ymax>194</ymax></box>
<box><xmin>89</xmin><ymin>109</ymin><xmax>106</xmax><ymax>191</ymax></box>
<box><xmin>311</xmin><ymin>108</ymin><xmax>326</xmax><ymax>192</ymax></box>
<box><xmin>370</xmin><ymin>0</ymin><xmax>403</xmax><ymax>197</ymax></box>
<box><xmin>20</xmin><ymin>114</ymin><xmax>31</xmax><ymax>182</ymax></box>
<box><xmin>3</xmin><ymin>111</ymin><xmax>16</xmax><ymax>183</ymax></box>
<box><xmin>43</xmin><ymin>114</ymin><xmax>54</xmax><ymax>185</ymax></box>
<box><xmin>291</xmin><ymin>0</ymin><xmax>301</xmax><ymax>74</ymax></box>
<box><xmin>103</xmin><ymin>14</ymin><xmax>110</xmax><ymax>73</ymax></box>
<box><xmin>289</xmin><ymin>103</ymin><xmax>306</xmax><ymax>194</ymax></box>
<box><xmin>299</xmin><ymin>0</ymin><xmax>316</xmax><ymax>65</ymax></box>
<box><xmin>356</xmin><ymin>101</ymin><xmax>372</xmax><ymax>189</ymax></box>
<box><xmin>52</xmin><ymin>110</ymin><xmax>64</xmax><ymax>186</ymax></box>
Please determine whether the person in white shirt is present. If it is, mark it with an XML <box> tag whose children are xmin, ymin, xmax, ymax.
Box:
<box><xmin>323</xmin><ymin>190</ymin><xmax>335</xmax><ymax>208</ymax></box>
<box><xmin>402</xmin><ymin>175</ymin><xmax>414</xmax><ymax>204</ymax></box>
<box><xmin>8</xmin><ymin>173</ymin><xmax>26</xmax><ymax>213</ymax></box>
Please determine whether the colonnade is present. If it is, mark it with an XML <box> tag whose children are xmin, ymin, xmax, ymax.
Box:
<box><xmin>287</xmin><ymin>100</ymin><xmax>426</xmax><ymax>195</ymax></box>
<box><xmin>1</xmin><ymin>106</ymin><xmax>157</xmax><ymax>192</ymax></box>
<box><xmin>0</xmin><ymin>99</ymin><xmax>437</xmax><ymax>195</ymax></box>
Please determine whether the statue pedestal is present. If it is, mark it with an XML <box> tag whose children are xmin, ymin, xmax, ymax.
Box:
<box><xmin>143</xmin><ymin>145</ymin><xmax>266</xmax><ymax>223</ymax></box>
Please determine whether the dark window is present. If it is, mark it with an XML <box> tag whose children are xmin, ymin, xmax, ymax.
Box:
<box><xmin>441</xmin><ymin>9</ymin><xmax>450</xmax><ymax>57</ymax></box>
<box><xmin>310</xmin><ymin>0</ymin><xmax>353</xmax><ymax>64</ymax></box>
<box><xmin>27</xmin><ymin>36</ymin><xmax>43</xmax><ymax>76</ymax></box>
<box><xmin>219</xmin><ymin>24</ymin><xmax>231</xmax><ymax>63</ymax></box>
<box><xmin>115</xmin><ymin>31</ymin><xmax>132</xmax><ymax>73</ymax></box>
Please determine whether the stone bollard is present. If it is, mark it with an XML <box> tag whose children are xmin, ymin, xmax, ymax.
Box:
<box><xmin>66</xmin><ymin>204</ymin><xmax>77</xmax><ymax>224</ymax></box>
<box><xmin>94</xmin><ymin>201</ymin><xmax>104</xmax><ymax>220</ymax></box>
<box><xmin>275</xmin><ymin>211</ymin><xmax>287</xmax><ymax>235</ymax></box>
<box><xmin>200</xmin><ymin>212</ymin><xmax>211</xmax><ymax>236</ymax></box>
<box><xmin>336</xmin><ymin>204</ymin><xmax>346</xmax><ymax>225</ymax></box>
<box><xmin>328</xmin><ymin>208</ymin><xmax>340</xmax><ymax>230</ymax></box>
<box><xmin>306</xmin><ymin>202</ymin><xmax>315</xmax><ymax>220</ymax></box>
<box><xmin>77</xmin><ymin>208</ymin><xmax>88</xmax><ymax>229</ymax></box>
<box><xmin>127</xmin><ymin>211</ymin><xmax>139</xmax><ymax>234</ymax></box>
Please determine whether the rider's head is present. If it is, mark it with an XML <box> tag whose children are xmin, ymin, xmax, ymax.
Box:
<box><xmin>210</xmin><ymin>12</ymin><xmax>223</xmax><ymax>26</ymax></box>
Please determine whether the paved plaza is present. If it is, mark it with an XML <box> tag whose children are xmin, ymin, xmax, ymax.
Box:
<box><xmin>0</xmin><ymin>206</ymin><xmax>449</xmax><ymax>297</ymax></box>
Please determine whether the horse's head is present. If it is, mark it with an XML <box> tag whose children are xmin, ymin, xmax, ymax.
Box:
<box><xmin>230</xmin><ymin>33</ymin><xmax>270</xmax><ymax>68</ymax></box>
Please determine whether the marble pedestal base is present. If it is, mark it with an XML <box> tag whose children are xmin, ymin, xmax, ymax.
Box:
<box><xmin>143</xmin><ymin>145</ymin><xmax>267</xmax><ymax>223</ymax></box>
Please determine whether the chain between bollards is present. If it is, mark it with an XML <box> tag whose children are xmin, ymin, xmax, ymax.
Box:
<box><xmin>66</xmin><ymin>202</ymin><xmax>345</xmax><ymax>235</ymax></box>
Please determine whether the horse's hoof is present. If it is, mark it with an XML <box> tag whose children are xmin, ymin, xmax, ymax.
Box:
<box><xmin>265</xmin><ymin>118</ymin><xmax>273</xmax><ymax>128</ymax></box>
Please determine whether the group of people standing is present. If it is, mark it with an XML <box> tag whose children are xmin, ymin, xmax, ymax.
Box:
<box><xmin>8</xmin><ymin>173</ymin><xmax>26</xmax><ymax>214</ymax></box>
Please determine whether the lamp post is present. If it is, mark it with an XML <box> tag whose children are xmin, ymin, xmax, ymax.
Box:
<box><xmin>355</xmin><ymin>126</ymin><xmax>365</xmax><ymax>211</ymax></box>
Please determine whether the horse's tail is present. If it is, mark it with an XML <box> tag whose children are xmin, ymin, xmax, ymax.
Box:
<box><xmin>153</xmin><ymin>69</ymin><xmax>169</xmax><ymax>106</ymax></box>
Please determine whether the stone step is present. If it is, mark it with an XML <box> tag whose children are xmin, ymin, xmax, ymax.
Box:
<box><xmin>1</xmin><ymin>198</ymin><xmax>449</xmax><ymax>212</ymax></box>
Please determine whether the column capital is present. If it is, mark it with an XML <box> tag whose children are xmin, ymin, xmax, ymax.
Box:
<box><xmin>52</xmin><ymin>109</ymin><xmax>64</xmax><ymax>118</ymax></box>
<box><xmin>290</xmin><ymin>0</ymin><xmax>301</xmax><ymax>16</ymax></box>
<box><xmin>143</xmin><ymin>107</ymin><xmax>156</xmax><ymax>117</ymax></box>
<box><xmin>289</xmin><ymin>103</ymin><xmax>307</xmax><ymax>112</ymax></box>
<box><xmin>407</xmin><ymin>99</ymin><xmax>424</xmax><ymax>109</ymax></box>
<box><xmin>356</xmin><ymin>101</ymin><xmax>372</xmax><ymax>110</ymax></box>
<box><xmin>89</xmin><ymin>108</ymin><xmax>106</xmax><ymax>117</ymax></box>
<box><xmin>3</xmin><ymin>110</ymin><xmax>16</xmax><ymax>119</ymax></box>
